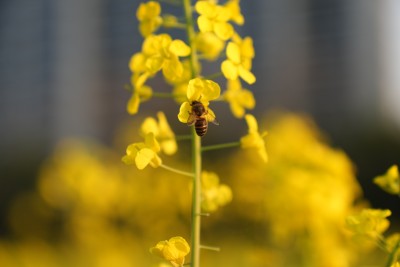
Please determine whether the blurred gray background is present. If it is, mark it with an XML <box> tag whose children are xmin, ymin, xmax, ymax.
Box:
<box><xmin>0</xmin><ymin>0</ymin><xmax>399</xmax><ymax>235</ymax></box>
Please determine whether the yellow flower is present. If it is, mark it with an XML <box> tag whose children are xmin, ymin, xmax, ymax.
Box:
<box><xmin>195</xmin><ymin>32</ymin><xmax>225</xmax><ymax>61</ymax></box>
<box><xmin>140</xmin><ymin>111</ymin><xmax>177</xmax><ymax>155</ymax></box>
<box><xmin>221</xmin><ymin>41</ymin><xmax>256</xmax><ymax>84</ymax></box>
<box><xmin>346</xmin><ymin>209</ymin><xmax>391</xmax><ymax>239</ymax></box>
<box><xmin>223</xmin><ymin>79</ymin><xmax>255</xmax><ymax>118</ymax></box>
<box><xmin>126</xmin><ymin>73</ymin><xmax>153</xmax><ymax>115</ymax></box>
<box><xmin>201</xmin><ymin>171</ymin><xmax>232</xmax><ymax>212</ymax></box>
<box><xmin>373</xmin><ymin>165</ymin><xmax>399</xmax><ymax>195</ymax></box>
<box><xmin>144</xmin><ymin>34</ymin><xmax>191</xmax><ymax>81</ymax></box>
<box><xmin>240</xmin><ymin>114</ymin><xmax>268</xmax><ymax>162</ymax></box>
<box><xmin>122</xmin><ymin>132</ymin><xmax>162</xmax><ymax>170</ymax></box>
<box><xmin>150</xmin><ymin>236</ymin><xmax>190</xmax><ymax>267</ymax></box>
<box><xmin>195</xmin><ymin>1</ymin><xmax>234</xmax><ymax>40</ymax></box>
<box><xmin>177</xmin><ymin>78</ymin><xmax>220</xmax><ymax>124</ymax></box>
<box><xmin>136</xmin><ymin>1</ymin><xmax>162</xmax><ymax>37</ymax></box>
<box><xmin>224</xmin><ymin>0</ymin><xmax>244</xmax><ymax>25</ymax></box>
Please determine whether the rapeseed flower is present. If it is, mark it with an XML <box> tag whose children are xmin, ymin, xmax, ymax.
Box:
<box><xmin>221</xmin><ymin>41</ymin><xmax>256</xmax><ymax>84</ymax></box>
<box><xmin>195</xmin><ymin>32</ymin><xmax>225</xmax><ymax>61</ymax></box>
<box><xmin>122</xmin><ymin>132</ymin><xmax>162</xmax><ymax>170</ymax></box>
<box><xmin>346</xmin><ymin>209</ymin><xmax>391</xmax><ymax>239</ymax></box>
<box><xmin>195</xmin><ymin>1</ymin><xmax>234</xmax><ymax>40</ymax></box>
<box><xmin>178</xmin><ymin>78</ymin><xmax>220</xmax><ymax>124</ymax></box>
<box><xmin>136</xmin><ymin>1</ymin><xmax>162</xmax><ymax>37</ymax></box>
<box><xmin>223</xmin><ymin>79</ymin><xmax>255</xmax><ymax>118</ymax></box>
<box><xmin>150</xmin><ymin>236</ymin><xmax>190</xmax><ymax>267</ymax></box>
<box><xmin>140</xmin><ymin>111</ymin><xmax>177</xmax><ymax>155</ymax></box>
<box><xmin>373</xmin><ymin>165</ymin><xmax>399</xmax><ymax>195</ymax></box>
<box><xmin>240</xmin><ymin>114</ymin><xmax>267</xmax><ymax>162</ymax></box>
<box><xmin>201</xmin><ymin>171</ymin><xmax>232</xmax><ymax>212</ymax></box>
<box><xmin>130</xmin><ymin>34</ymin><xmax>191</xmax><ymax>82</ymax></box>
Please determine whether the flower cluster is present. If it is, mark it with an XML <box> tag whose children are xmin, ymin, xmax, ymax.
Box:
<box><xmin>122</xmin><ymin>1</ymin><xmax>267</xmax><ymax>266</ymax></box>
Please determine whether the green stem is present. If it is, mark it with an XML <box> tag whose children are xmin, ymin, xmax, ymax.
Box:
<box><xmin>159</xmin><ymin>164</ymin><xmax>194</xmax><ymax>177</ymax></box>
<box><xmin>385</xmin><ymin>239</ymin><xmax>400</xmax><ymax>267</ymax></box>
<box><xmin>175</xmin><ymin>134</ymin><xmax>193</xmax><ymax>141</ymax></box>
<box><xmin>182</xmin><ymin>0</ymin><xmax>201</xmax><ymax>266</ymax></box>
<box><xmin>201</xmin><ymin>141</ymin><xmax>241</xmax><ymax>152</ymax></box>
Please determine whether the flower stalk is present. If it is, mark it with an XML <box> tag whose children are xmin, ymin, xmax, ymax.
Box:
<box><xmin>182</xmin><ymin>0</ymin><xmax>202</xmax><ymax>266</ymax></box>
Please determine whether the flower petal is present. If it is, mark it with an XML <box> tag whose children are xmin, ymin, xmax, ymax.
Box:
<box><xmin>169</xmin><ymin>40</ymin><xmax>191</xmax><ymax>57</ymax></box>
<box><xmin>127</xmin><ymin>93</ymin><xmax>140</xmax><ymax>115</ymax></box>
<box><xmin>197</xmin><ymin>16</ymin><xmax>213</xmax><ymax>33</ymax></box>
<box><xmin>178</xmin><ymin>102</ymin><xmax>192</xmax><ymax>123</ymax></box>
<box><xmin>135</xmin><ymin>148</ymin><xmax>154</xmax><ymax>170</ymax></box>
<box><xmin>146</xmin><ymin>55</ymin><xmax>164</xmax><ymax>73</ymax></box>
<box><xmin>214</xmin><ymin>22</ymin><xmax>234</xmax><ymax>40</ymax></box>
<box><xmin>226</xmin><ymin>42</ymin><xmax>241</xmax><ymax>63</ymax></box>
<box><xmin>163</xmin><ymin>58</ymin><xmax>184</xmax><ymax>81</ymax></box>
<box><xmin>221</xmin><ymin>60</ymin><xmax>238</xmax><ymax>80</ymax></box>
<box><xmin>238</xmin><ymin>66</ymin><xmax>256</xmax><ymax>84</ymax></box>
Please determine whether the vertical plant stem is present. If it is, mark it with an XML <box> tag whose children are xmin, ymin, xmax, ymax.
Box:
<box><xmin>182</xmin><ymin>0</ymin><xmax>201</xmax><ymax>267</ymax></box>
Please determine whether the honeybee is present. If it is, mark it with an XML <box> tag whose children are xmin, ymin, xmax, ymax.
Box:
<box><xmin>187</xmin><ymin>101</ymin><xmax>219</xmax><ymax>137</ymax></box>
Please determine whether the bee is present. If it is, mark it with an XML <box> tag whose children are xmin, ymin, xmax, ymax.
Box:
<box><xmin>187</xmin><ymin>101</ymin><xmax>219</xmax><ymax>137</ymax></box>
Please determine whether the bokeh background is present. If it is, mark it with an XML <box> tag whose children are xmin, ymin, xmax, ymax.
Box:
<box><xmin>0</xmin><ymin>0</ymin><xmax>399</xmax><ymax>266</ymax></box>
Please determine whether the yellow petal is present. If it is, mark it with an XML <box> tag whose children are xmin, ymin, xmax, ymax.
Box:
<box><xmin>241</xmin><ymin>37</ymin><xmax>255</xmax><ymax>59</ymax></box>
<box><xmin>169</xmin><ymin>40</ymin><xmax>191</xmax><ymax>57</ymax></box>
<box><xmin>214</xmin><ymin>22</ymin><xmax>234</xmax><ymax>40</ymax></box>
<box><xmin>195</xmin><ymin>1</ymin><xmax>214</xmax><ymax>16</ymax></box>
<box><xmin>144</xmin><ymin>132</ymin><xmax>161</xmax><ymax>153</ymax></box>
<box><xmin>129</xmin><ymin>53</ymin><xmax>146</xmax><ymax>72</ymax></box>
<box><xmin>127</xmin><ymin>93</ymin><xmax>140</xmax><ymax>115</ymax></box>
<box><xmin>197</xmin><ymin>16</ymin><xmax>213</xmax><ymax>33</ymax></box>
<box><xmin>187</xmin><ymin>78</ymin><xmax>203</xmax><ymax>101</ymax></box>
<box><xmin>135</xmin><ymin>148</ymin><xmax>154</xmax><ymax>170</ymax></box>
<box><xmin>146</xmin><ymin>55</ymin><xmax>164</xmax><ymax>73</ymax></box>
<box><xmin>202</xmin><ymin>79</ymin><xmax>221</xmax><ymax>101</ymax></box>
<box><xmin>221</xmin><ymin>60</ymin><xmax>238</xmax><ymax>80</ymax></box>
<box><xmin>226</xmin><ymin>42</ymin><xmax>241</xmax><ymax>63</ymax></box>
<box><xmin>238</xmin><ymin>66</ymin><xmax>256</xmax><ymax>84</ymax></box>
<box><xmin>178</xmin><ymin>102</ymin><xmax>192</xmax><ymax>123</ymax></box>
<box><xmin>163</xmin><ymin>58</ymin><xmax>184</xmax><ymax>81</ymax></box>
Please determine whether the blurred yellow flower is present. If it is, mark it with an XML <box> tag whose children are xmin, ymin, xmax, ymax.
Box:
<box><xmin>195</xmin><ymin>32</ymin><xmax>225</xmax><ymax>61</ymax></box>
<box><xmin>150</xmin><ymin>236</ymin><xmax>190</xmax><ymax>267</ymax></box>
<box><xmin>346</xmin><ymin>209</ymin><xmax>391</xmax><ymax>239</ymax></box>
<box><xmin>374</xmin><ymin>165</ymin><xmax>400</xmax><ymax>195</ymax></box>
<box><xmin>195</xmin><ymin>1</ymin><xmax>233</xmax><ymax>40</ymax></box>
<box><xmin>122</xmin><ymin>132</ymin><xmax>162</xmax><ymax>170</ymax></box>
<box><xmin>201</xmin><ymin>171</ymin><xmax>232</xmax><ymax>212</ymax></box>
<box><xmin>127</xmin><ymin>73</ymin><xmax>153</xmax><ymax>115</ymax></box>
<box><xmin>177</xmin><ymin>78</ymin><xmax>220</xmax><ymax>123</ymax></box>
<box><xmin>221</xmin><ymin>41</ymin><xmax>256</xmax><ymax>84</ymax></box>
<box><xmin>223</xmin><ymin>79</ymin><xmax>255</xmax><ymax>118</ymax></box>
<box><xmin>136</xmin><ymin>1</ymin><xmax>163</xmax><ymax>37</ymax></box>
<box><xmin>140</xmin><ymin>111</ymin><xmax>177</xmax><ymax>155</ymax></box>
<box><xmin>240</xmin><ymin>114</ymin><xmax>268</xmax><ymax>162</ymax></box>
<box><xmin>224</xmin><ymin>0</ymin><xmax>244</xmax><ymax>25</ymax></box>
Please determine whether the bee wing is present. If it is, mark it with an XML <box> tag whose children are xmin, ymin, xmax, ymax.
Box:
<box><xmin>206</xmin><ymin>109</ymin><xmax>219</xmax><ymax>125</ymax></box>
<box><xmin>187</xmin><ymin>113</ymin><xmax>197</xmax><ymax>126</ymax></box>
